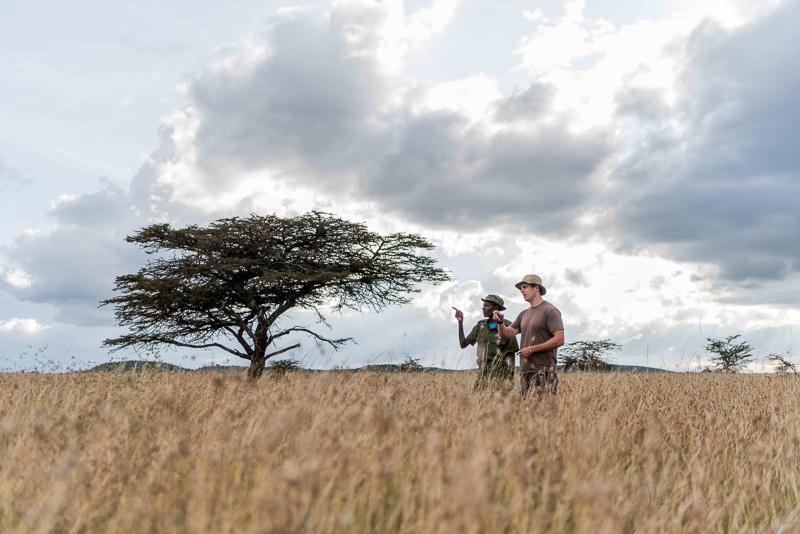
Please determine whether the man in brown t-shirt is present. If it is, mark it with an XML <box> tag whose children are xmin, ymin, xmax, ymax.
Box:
<box><xmin>494</xmin><ymin>274</ymin><xmax>564</xmax><ymax>398</ymax></box>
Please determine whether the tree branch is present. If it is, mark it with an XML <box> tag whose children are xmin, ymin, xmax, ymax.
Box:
<box><xmin>148</xmin><ymin>338</ymin><xmax>250</xmax><ymax>360</ymax></box>
<box><xmin>270</xmin><ymin>327</ymin><xmax>352</xmax><ymax>348</ymax></box>
<box><xmin>264</xmin><ymin>343</ymin><xmax>301</xmax><ymax>361</ymax></box>
<box><xmin>221</xmin><ymin>324</ymin><xmax>254</xmax><ymax>357</ymax></box>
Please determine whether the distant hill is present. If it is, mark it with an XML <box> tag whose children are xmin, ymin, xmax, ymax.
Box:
<box><xmin>85</xmin><ymin>361</ymin><xmax>463</xmax><ymax>374</ymax></box>
<box><xmin>611</xmin><ymin>364</ymin><xmax>672</xmax><ymax>373</ymax></box>
<box><xmin>85</xmin><ymin>361</ymin><xmax>672</xmax><ymax>374</ymax></box>
<box><xmin>354</xmin><ymin>364</ymin><xmax>671</xmax><ymax>373</ymax></box>
<box><xmin>559</xmin><ymin>364</ymin><xmax>671</xmax><ymax>373</ymax></box>
<box><xmin>356</xmin><ymin>364</ymin><xmax>461</xmax><ymax>373</ymax></box>
<box><xmin>87</xmin><ymin>361</ymin><xmax>187</xmax><ymax>372</ymax></box>
<box><xmin>196</xmin><ymin>365</ymin><xmax>249</xmax><ymax>373</ymax></box>
<box><xmin>86</xmin><ymin>361</ymin><xmax>247</xmax><ymax>373</ymax></box>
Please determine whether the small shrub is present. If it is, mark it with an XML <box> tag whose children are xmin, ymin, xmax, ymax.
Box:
<box><xmin>267</xmin><ymin>358</ymin><xmax>301</xmax><ymax>372</ymax></box>
<box><xmin>397</xmin><ymin>356</ymin><xmax>423</xmax><ymax>373</ymax></box>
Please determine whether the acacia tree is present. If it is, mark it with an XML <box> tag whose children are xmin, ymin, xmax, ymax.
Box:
<box><xmin>559</xmin><ymin>340</ymin><xmax>620</xmax><ymax>372</ymax></box>
<box><xmin>767</xmin><ymin>353</ymin><xmax>797</xmax><ymax>374</ymax></box>
<box><xmin>101</xmin><ymin>212</ymin><xmax>450</xmax><ymax>380</ymax></box>
<box><xmin>705</xmin><ymin>335</ymin><xmax>753</xmax><ymax>372</ymax></box>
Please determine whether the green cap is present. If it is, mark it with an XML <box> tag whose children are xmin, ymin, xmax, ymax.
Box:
<box><xmin>481</xmin><ymin>294</ymin><xmax>506</xmax><ymax>311</ymax></box>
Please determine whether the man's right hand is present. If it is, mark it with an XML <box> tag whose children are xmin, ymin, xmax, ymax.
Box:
<box><xmin>452</xmin><ymin>307</ymin><xmax>463</xmax><ymax>322</ymax></box>
<box><xmin>492</xmin><ymin>310</ymin><xmax>504</xmax><ymax>323</ymax></box>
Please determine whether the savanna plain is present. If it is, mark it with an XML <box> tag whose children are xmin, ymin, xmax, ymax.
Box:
<box><xmin>1</xmin><ymin>371</ymin><xmax>799</xmax><ymax>534</ymax></box>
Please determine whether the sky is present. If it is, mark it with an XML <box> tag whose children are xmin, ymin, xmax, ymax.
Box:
<box><xmin>2</xmin><ymin>0</ymin><xmax>799</xmax><ymax>372</ymax></box>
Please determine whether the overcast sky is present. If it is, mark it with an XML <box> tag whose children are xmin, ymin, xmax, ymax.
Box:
<box><xmin>2</xmin><ymin>0</ymin><xmax>799</xmax><ymax>372</ymax></box>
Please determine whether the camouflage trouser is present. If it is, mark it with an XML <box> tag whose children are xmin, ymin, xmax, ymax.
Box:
<box><xmin>520</xmin><ymin>369</ymin><xmax>558</xmax><ymax>399</ymax></box>
<box><xmin>474</xmin><ymin>358</ymin><xmax>513</xmax><ymax>390</ymax></box>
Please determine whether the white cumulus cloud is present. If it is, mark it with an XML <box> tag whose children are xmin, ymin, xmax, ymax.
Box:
<box><xmin>0</xmin><ymin>318</ymin><xmax>49</xmax><ymax>334</ymax></box>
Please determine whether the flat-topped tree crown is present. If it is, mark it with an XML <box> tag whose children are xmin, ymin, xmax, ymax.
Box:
<box><xmin>101</xmin><ymin>212</ymin><xmax>450</xmax><ymax>380</ymax></box>
<box><xmin>705</xmin><ymin>335</ymin><xmax>753</xmax><ymax>373</ymax></box>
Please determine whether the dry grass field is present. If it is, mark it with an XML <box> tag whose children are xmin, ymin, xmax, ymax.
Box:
<box><xmin>1</xmin><ymin>371</ymin><xmax>799</xmax><ymax>534</ymax></box>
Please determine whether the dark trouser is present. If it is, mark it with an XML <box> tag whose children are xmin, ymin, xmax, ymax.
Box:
<box><xmin>521</xmin><ymin>369</ymin><xmax>558</xmax><ymax>399</ymax></box>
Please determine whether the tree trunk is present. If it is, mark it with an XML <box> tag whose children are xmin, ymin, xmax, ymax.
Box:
<box><xmin>246</xmin><ymin>322</ymin><xmax>300</xmax><ymax>381</ymax></box>
<box><xmin>247</xmin><ymin>322</ymin><xmax>269</xmax><ymax>381</ymax></box>
<box><xmin>246</xmin><ymin>343</ymin><xmax>301</xmax><ymax>381</ymax></box>
<box><xmin>247</xmin><ymin>356</ymin><xmax>267</xmax><ymax>381</ymax></box>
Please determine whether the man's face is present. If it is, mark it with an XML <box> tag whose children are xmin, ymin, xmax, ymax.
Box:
<box><xmin>482</xmin><ymin>301</ymin><xmax>499</xmax><ymax>317</ymax></box>
<box><xmin>518</xmin><ymin>283</ymin><xmax>538</xmax><ymax>302</ymax></box>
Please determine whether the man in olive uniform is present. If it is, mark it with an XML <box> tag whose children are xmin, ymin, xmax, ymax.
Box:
<box><xmin>453</xmin><ymin>295</ymin><xmax>519</xmax><ymax>389</ymax></box>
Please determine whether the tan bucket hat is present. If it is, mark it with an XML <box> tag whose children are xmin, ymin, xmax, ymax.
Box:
<box><xmin>514</xmin><ymin>274</ymin><xmax>546</xmax><ymax>295</ymax></box>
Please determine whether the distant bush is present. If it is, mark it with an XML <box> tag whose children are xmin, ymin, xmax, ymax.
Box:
<box><xmin>266</xmin><ymin>358</ymin><xmax>301</xmax><ymax>372</ymax></box>
<box><xmin>397</xmin><ymin>356</ymin><xmax>423</xmax><ymax>373</ymax></box>
<box><xmin>559</xmin><ymin>340</ymin><xmax>619</xmax><ymax>372</ymax></box>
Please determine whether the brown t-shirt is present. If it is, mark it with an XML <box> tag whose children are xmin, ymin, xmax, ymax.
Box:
<box><xmin>510</xmin><ymin>301</ymin><xmax>564</xmax><ymax>375</ymax></box>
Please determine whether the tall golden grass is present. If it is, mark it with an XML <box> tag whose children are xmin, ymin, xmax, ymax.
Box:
<box><xmin>1</xmin><ymin>370</ymin><xmax>799</xmax><ymax>533</ymax></box>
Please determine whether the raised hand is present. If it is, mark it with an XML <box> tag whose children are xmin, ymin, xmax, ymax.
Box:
<box><xmin>452</xmin><ymin>307</ymin><xmax>463</xmax><ymax>322</ymax></box>
<box><xmin>492</xmin><ymin>310</ymin><xmax>504</xmax><ymax>323</ymax></box>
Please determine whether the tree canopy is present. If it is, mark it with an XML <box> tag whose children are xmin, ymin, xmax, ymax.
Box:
<box><xmin>704</xmin><ymin>335</ymin><xmax>753</xmax><ymax>373</ymax></box>
<box><xmin>101</xmin><ymin>212</ymin><xmax>450</xmax><ymax>379</ymax></box>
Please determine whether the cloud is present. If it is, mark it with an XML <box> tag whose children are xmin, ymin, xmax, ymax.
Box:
<box><xmin>4</xmin><ymin>190</ymin><xmax>149</xmax><ymax>326</ymax></box>
<box><xmin>153</xmin><ymin>2</ymin><xmax>612</xmax><ymax>233</ymax></box>
<box><xmin>0</xmin><ymin>268</ymin><xmax>32</xmax><ymax>288</ymax></box>
<box><xmin>0</xmin><ymin>127</ymin><xmax>194</xmax><ymax>327</ymax></box>
<box><xmin>332</xmin><ymin>0</ymin><xmax>465</xmax><ymax>75</ymax></box>
<box><xmin>522</xmin><ymin>9</ymin><xmax>547</xmax><ymax>22</ymax></box>
<box><xmin>148</xmin><ymin>0</ymin><xmax>796</xmax><ymax>288</ymax></box>
<box><xmin>188</xmin><ymin>12</ymin><xmax>386</xmax><ymax>177</ymax></box>
<box><xmin>277</xmin><ymin>6</ymin><xmax>315</xmax><ymax>16</ymax></box>
<box><xmin>362</xmin><ymin>109</ymin><xmax>610</xmax><ymax>230</ymax></box>
<box><xmin>516</xmin><ymin>0</ymin><xmax>599</xmax><ymax>77</ymax></box>
<box><xmin>507</xmin><ymin>0</ymin><xmax>800</xmax><ymax>291</ymax></box>
<box><xmin>0</xmin><ymin>318</ymin><xmax>49</xmax><ymax>334</ymax></box>
<box><xmin>612</xmin><ymin>0</ymin><xmax>800</xmax><ymax>285</ymax></box>
<box><xmin>50</xmin><ymin>180</ymin><xmax>129</xmax><ymax>226</ymax></box>
<box><xmin>495</xmin><ymin>234</ymin><xmax>800</xmax><ymax>339</ymax></box>
<box><xmin>3</xmin><ymin>210</ymin><xmax>136</xmax><ymax>321</ymax></box>
<box><xmin>414</xmin><ymin>74</ymin><xmax>502</xmax><ymax>122</ymax></box>
<box><xmin>411</xmin><ymin>279</ymin><xmax>487</xmax><ymax>322</ymax></box>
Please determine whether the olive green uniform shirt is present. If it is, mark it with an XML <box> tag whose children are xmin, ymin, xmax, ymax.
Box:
<box><xmin>465</xmin><ymin>319</ymin><xmax>520</xmax><ymax>380</ymax></box>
